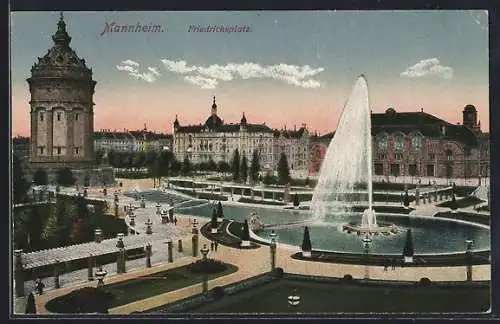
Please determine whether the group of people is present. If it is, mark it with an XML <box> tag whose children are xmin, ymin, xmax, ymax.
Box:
<box><xmin>210</xmin><ymin>241</ymin><xmax>219</xmax><ymax>252</ymax></box>
<box><xmin>34</xmin><ymin>278</ymin><xmax>45</xmax><ymax>295</ymax></box>
<box><xmin>383</xmin><ymin>259</ymin><xmax>398</xmax><ymax>271</ymax></box>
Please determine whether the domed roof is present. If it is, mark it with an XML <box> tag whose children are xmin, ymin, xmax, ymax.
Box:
<box><xmin>241</xmin><ymin>112</ymin><xmax>247</xmax><ymax>125</ymax></box>
<box><xmin>205</xmin><ymin>115</ymin><xmax>223</xmax><ymax>129</ymax></box>
<box><xmin>463</xmin><ymin>104</ymin><xmax>477</xmax><ymax>112</ymax></box>
<box><xmin>29</xmin><ymin>13</ymin><xmax>94</xmax><ymax>80</ymax></box>
<box><xmin>385</xmin><ymin>107</ymin><xmax>396</xmax><ymax>114</ymax></box>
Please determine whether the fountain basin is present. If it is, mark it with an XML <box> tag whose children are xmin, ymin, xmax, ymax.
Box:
<box><xmin>342</xmin><ymin>222</ymin><xmax>397</xmax><ymax>236</ymax></box>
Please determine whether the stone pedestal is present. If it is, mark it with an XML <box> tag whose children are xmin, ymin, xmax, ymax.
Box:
<box><xmin>192</xmin><ymin>234</ymin><xmax>199</xmax><ymax>257</ymax></box>
<box><xmin>88</xmin><ymin>254</ymin><xmax>94</xmax><ymax>281</ymax></box>
<box><xmin>178</xmin><ymin>239</ymin><xmax>183</xmax><ymax>253</ymax></box>
<box><xmin>167</xmin><ymin>240</ymin><xmax>173</xmax><ymax>263</ymax></box>
<box><xmin>14</xmin><ymin>250</ymin><xmax>25</xmax><ymax>297</ymax></box>
<box><xmin>53</xmin><ymin>260</ymin><xmax>61</xmax><ymax>289</ymax></box>
<box><xmin>94</xmin><ymin>228</ymin><xmax>102</xmax><ymax>243</ymax></box>
<box><xmin>116</xmin><ymin>248</ymin><xmax>126</xmax><ymax>274</ymax></box>
<box><xmin>145</xmin><ymin>244</ymin><xmax>152</xmax><ymax>268</ymax></box>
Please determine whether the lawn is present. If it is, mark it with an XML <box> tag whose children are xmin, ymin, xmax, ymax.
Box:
<box><xmin>46</xmin><ymin>262</ymin><xmax>238</xmax><ymax>312</ymax></box>
<box><xmin>188</xmin><ymin>279</ymin><xmax>490</xmax><ymax>314</ymax></box>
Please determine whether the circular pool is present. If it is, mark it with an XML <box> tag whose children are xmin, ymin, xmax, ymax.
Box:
<box><xmin>138</xmin><ymin>191</ymin><xmax>490</xmax><ymax>255</ymax></box>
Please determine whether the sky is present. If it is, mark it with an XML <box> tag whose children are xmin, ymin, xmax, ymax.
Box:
<box><xmin>10</xmin><ymin>10</ymin><xmax>489</xmax><ymax>137</ymax></box>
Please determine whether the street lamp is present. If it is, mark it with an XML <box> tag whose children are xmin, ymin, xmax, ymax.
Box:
<box><xmin>465</xmin><ymin>239</ymin><xmax>474</xmax><ymax>281</ymax></box>
<box><xmin>270</xmin><ymin>230</ymin><xmax>278</xmax><ymax>270</ymax></box>
<box><xmin>95</xmin><ymin>266</ymin><xmax>107</xmax><ymax>287</ymax></box>
<box><xmin>200</xmin><ymin>244</ymin><xmax>210</xmax><ymax>295</ymax></box>
<box><xmin>362</xmin><ymin>235</ymin><xmax>372</xmax><ymax>280</ymax></box>
<box><xmin>288</xmin><ymin>289</ymin><xmax>301</xmax><ymax>307</ymax></box>
<box><xmin>200</xmin><ymin>243</ymin><xmax>209</xmax><ymax>261</ymax></box>
<box><xmin>192</xmin><ymin>218</ymin><xmax>199</xmax><ymax>234</ymax></box>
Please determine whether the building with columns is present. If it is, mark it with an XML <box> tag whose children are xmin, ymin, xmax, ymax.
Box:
<box><xmin>308</xmin><ymin>105</ymin><xmax>489</xmax><ymax>180</ymax></box>
<box><xmin>173</xmin><ymin>97</ymin><xmax>311</xmax><ymax>172</ymax></box>
<box><xmin>25</xmin><ymin>13</ymin><xmax>113</xmax><ymax>185</ymax></box>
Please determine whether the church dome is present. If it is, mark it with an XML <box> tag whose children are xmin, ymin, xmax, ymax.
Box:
<box><xmin>205</xmin><ymin>115</ymin><xmax>223</xmax><ymax>129</ymax></box>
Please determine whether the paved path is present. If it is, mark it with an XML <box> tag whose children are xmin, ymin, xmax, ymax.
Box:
<box><xmin>15</xmin><ymin>179</ymin><xmax>491</xmax><ymax>315</ymax></box>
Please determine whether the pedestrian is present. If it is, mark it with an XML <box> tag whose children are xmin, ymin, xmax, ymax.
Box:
<box><xmin>35</xmin><ymin>278</ymin><xmax>45</xmax><ymax>295</ymax></box>
<box><xmin>174</xmin><ymin>217</ymin><xmax>178</xmax><ymax>226</ymax></box>
<box><xmin>210</xmin><ymin>241</ymin><xmax>214</xmax><ymax>251</ymax></box>
<box><xmin>214</xmin><ymin>242</ymin><xmax>218</xmax><ymax>252</ymax></box>
<box><xmin>383</xmin><ymin>262</ymin><xmax>388</xmax><ymax>271</ymax></box>
<box><xmin>391</xmin><ymin>258</ymin><xmax>396</xmax><ymax>270</ymax></box>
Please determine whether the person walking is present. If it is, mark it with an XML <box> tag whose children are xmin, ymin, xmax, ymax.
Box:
<box><xmin>35</xmin><ymin>278</ymin><xmax>45</xmax><ymax>295</ymax></box>
<box><xmin>391</xmin><ymin>258</ymin><xmax>396</xmax><ymax>270</ymax></box>
<box><xmin>174</xmin><ymin>217</ymin><xmax>178</xmax><ymax>226</ymax></box>
<box><xmin>214</xmin><ymin>241</ymin><xmax>219</xmax><ymax>252</ymax></box>
<box><xmin>210</xmin><ymin>241</ymin><xmax>214</xmax><ymax>251</ymax></box>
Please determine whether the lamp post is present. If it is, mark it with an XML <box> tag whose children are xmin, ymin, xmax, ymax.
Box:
<box><xmin>200</xmin><ymin>244</ymin><xmax>210</xmax><ymax>295</ymax></box>
<box><xmin>362</xmin><ymin>235</ymin><xmax>372</xmax><ymax>280</ymax></box>
<box><xmin>192</xmin><ymin>218</ymin><xmax>199</xmax><ymax>234</ymax></box>
<box><xmin>465</xmin><ymin>239</ymin><xmax>474</xmax><ymax>282</ymax></box>
<box><xmin>95</xmin><ymin>266</ymin><xmax>107</xmax><ymax>287</ymax></box>
<box><xmin>288</xmin><ymin>289</ymin><xmax>301</xmax><ymax>307</ymax></box>
<box><xmin>270</xmin><ymin>230</ymin><xmax>278</xmax><ymax>270</ymax></box>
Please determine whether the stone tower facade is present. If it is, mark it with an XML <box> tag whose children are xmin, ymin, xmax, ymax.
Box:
<box><xmin>28</xmin><ymin>13</ymin><xmax>96</xmax><ymax>169</ymax></box>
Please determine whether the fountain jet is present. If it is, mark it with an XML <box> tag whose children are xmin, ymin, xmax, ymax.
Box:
<box><xmin>310</xmin><ymin>75</ymin><xmax>376</xmax><ymax>228</ymax></box>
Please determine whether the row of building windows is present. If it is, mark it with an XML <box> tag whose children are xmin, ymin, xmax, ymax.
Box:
<box><xmin>38</xmin><ymin>147</ymin><xmax>80</xmax><ymax>155</ymax></box>
<box><xmin>39</xmin><ymin>112</ymin><xmax>79</xmax><ymax>122</ymax></box>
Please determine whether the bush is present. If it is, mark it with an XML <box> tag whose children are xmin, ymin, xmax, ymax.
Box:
<box><xmin>270</xmin><ymin>267</ymin><xmax>284</xmax><ymax>278</ymax></box>
<box><xmin>187</xmin><ymin>258</ymin><xmax>228</xmax><ymax>274</ymax></box>
<box><xmin>45</xmin><ymin>287</ymin><xmax>114</xmax><ymax>313</ymax></box>
<box><xmin>419</xmin><ymin>277</ymin><xmax>432</xmax><ymax>285</ymax></box>
<box><xmin>342</xmin><ymin>274</ymin><xmax>353</xmax><ymax>282</ymax></box>
<box><xmin>209</xmin><ymin>286</ymin><xmax>225</xmax><ymax>300</ymax></box>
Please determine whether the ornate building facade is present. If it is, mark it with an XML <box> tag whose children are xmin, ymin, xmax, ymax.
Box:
<box><xmin>26</xmin><ymin>13</ymin><xmax>113</xmax><ymax>185</ymax></box>
<box><xmin>173</xmin><ymin>97</ymin><xmax>310</xmax><ymax>171</ymax></box>
<box><xmin>308</xmin><ymin>105</ymin><xmax>490</xmax><ymax>179</ymax></box>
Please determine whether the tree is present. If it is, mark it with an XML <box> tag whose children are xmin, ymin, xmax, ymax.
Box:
<box><xmin>403</xmin><ymin>229</ymin><xmax>414</xmax><ymax>258</ymax></box>
<box><xmin>207</xmin><ymin>158</ymin><xmax>217</xmax><ymax>172</ymax></box>
<box><xmin>170</xmin><ymin>157</ymin><xmax>182</xmax><ymax>176</ymax></box>
<box><xmin>56</xmin><ymin>167</ymin><xmax>76</xmax><ymax>186</ymax></box>
<box><xmin>403</xmin><ymin>190</ymin><xmax>410</xmax><ymax>208</ymax></box>
<box><xmin>216</xmin><ymin>201</ymin><xmax>224</xmax><ymax>218</ymax></box>
<box><xmin>41</xmin><ymin>204</ymin><xmax>59</xmax><ymax>246</ymax></box>
<box><xmin>241</xmin><ymin>219</ymin><xmax>250</xmax><ymax>241</ymax></box>
<box><xmin>159</xmin><ymin>150</ymin><xmax>173</xmax><ymax>178</ymax></box>
<box><xmin>450</xmin><ymin>193</ymin><xmax>458</xmax><ymax>211</ymax></box>
<box><xmin>145</xmin><ymin>150</ymin><xmax>158</xmax><ymax>169</ymax></box>
<box><xmin>13</xmin><ymin>155</ymin><xmax>30</xmax><ymax>203</ymax></box>
<box><xmin>25</xmin><ymin>292</ymin><xmax>36</xmax><ymax>314</ymax></box>
<box><xmin>181</xmin><ymin>156</ymin><xmax>192</xmax><ymax>176</ymax></box>
<box><xmin>107</xmin><ymin>150</ymin><xmax>116</xmax><ymax>167</ymax></box>
<box><xmin>33</xmin><ymin>168</ymin><xmax>48</xmax><ymax>186</ymax></box>
<box><xmin>263</xmin><ymin>172</ymin><xmax>276</xmax><ymax>185</ymax></box>
<box><xmin>133</xmin><ymin>151</ymin><xmax>146</xmax><ymax>169</ymax></box>
<box><xmin>277</xmin><ymin>153</ymin><xmax>290</xmax><ymax>185</ymax></box>
<box><xmin>231</xmin><ymin>149</ymin><xmax>240</xmax><ymax>182</ymax></box>
<box><xmin>250</xmin><ymin>151</ymin><xmax>260</xmax><ymax>183</ymax></box>
<box><xmin>240</xmin><ymin>156</ymin><xmax>248</xmax><ymax>184</ymax></box>
<box><xmin>293</xmin><ymin>194</ymin><xmax>300</xmax><ymax>207</ymax></box>
<box><xmin>301</xmin><ymin>226</ymin><xmax>312</xmax><ymax>252</ymax></box>
<box><xmin>211</xmin><ymin>208</ymin><xmax>218</xmax><ymax>229</ymax></box>
<box><xmin>217</xmin><ymin>161</ymin><xmax>230</xmax><ymax>176</ymax></box>
<box><xmin>95</xmin><ymin>150</ymin><xmax>105</xmax><ymax>166</ymax></box>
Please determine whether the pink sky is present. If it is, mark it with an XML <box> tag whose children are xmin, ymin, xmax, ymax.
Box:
<box><xmin>11</xmin><ymin>81</ymin><xmax>489</xmax><ymax>138</ymax></box>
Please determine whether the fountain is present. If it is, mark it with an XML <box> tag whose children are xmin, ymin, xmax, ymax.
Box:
<box><xmin>310</xmin><ymin>75</ymin><xmax>396</xmax><ymax>236</ymax></box>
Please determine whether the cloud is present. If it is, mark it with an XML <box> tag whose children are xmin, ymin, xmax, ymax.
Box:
<box><xmin>121</xmin><ymin>59</ymin><xmax>140</xmax><ymax>67</ymax></box>
<box><xmin>184</xmin><ymin>75</ymin><xmax>218</xmax><ymax>89</ymax></box>
<box><xmin>160</xmin><ymin>59</ymin><xmax>325</xmax><ymax>89</ymax></box>
<box><xmin>160</xmin><ymin>59</ymin><xmax>197</xmax><ymax>74</ymax></box>
<box><xmin>118</xmin><ymin>58</ymin><xmax>325</xmax><ymax>88</ymax></box>
<box><xmin>116</xmin><ymin>61</ymin><xmax>159</xmax><ymax>83</ymax></box>
<box><xmin>400</xmin><ymin>58</ymin><xmax>453</xmax><ymax>80</ymax></box>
